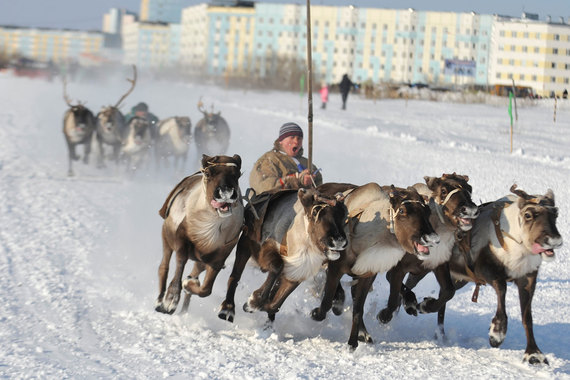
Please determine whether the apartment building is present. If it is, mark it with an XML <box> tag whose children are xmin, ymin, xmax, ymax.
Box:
<box><xmin>490</xmin><ymin>14</ymin><xmax>570</xmax><ymax>97</ymax></box>
<box><xmin>122</xmin><ymin>21</ymin><xmax>181</xmax><ymax>68</ymax></box>
<box><xmin>0</xmin><ymin>26</ymin><xmax>105</xmax><ymax>64</ymax></box>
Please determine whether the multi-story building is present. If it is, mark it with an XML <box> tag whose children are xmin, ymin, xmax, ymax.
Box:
<box><xmin>0</xmin><ymin>26</ymin><xmax>105</xmax><ymax>64</ymax></box>
<box><xmin>178</xmin><ymin>3</ymin><xmax>494</xmax><ymax>86</ymax></box>
<box><xmin>122</xmin><ymin>21</ymin><xmax>181</xmax><ymax>68</ymax></box>
<box><xmin>490</xmin><ymin>13</ymin><xmax>570</xmax><ymax>97</ymax></box>
<box><xmin>140</xmin><ymin>0</ymin><xmax>187</xmax><ymax>23</ymax></box>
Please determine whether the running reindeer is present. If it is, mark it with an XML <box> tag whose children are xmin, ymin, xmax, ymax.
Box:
<box><xmin>194</xmin><ymin>97</ymin><xmax>230</xmax><ymax>156</ymax></box>
<box><xmin>405</xmin><ymin>184</ymin><xmax>562</xmax><ymax>364</ymax></box>
<box><xmin>95</xmin><ymin>65</ymin><xmax>137</xmax><ymax>168</ymax></box>
<box><xmin>155</xmin><ymin>154</ymin><xmax>244</xmax><ymax>315</ymax></box>
<box><xmin>62</xmin><ymin>77</ymin><xmax>96</xmax><ymax>176</ymax></box>
<box><xmin>218</xmin><ymin>188</ymin><xmax>348</xmax><ymax>323</ymax></box>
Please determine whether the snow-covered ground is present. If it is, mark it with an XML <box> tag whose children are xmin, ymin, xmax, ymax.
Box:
<box><xmin>1</xmin><ymin>73</ymin><xmax>569</xmax><ymax>379</ymax></box>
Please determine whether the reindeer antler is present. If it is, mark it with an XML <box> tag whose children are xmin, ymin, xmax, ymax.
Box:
<box><xmin>114</xmin><ymin>65</ymin><xmax>137</xmax><ymax>108</ymax></box>
<box><xmin>510</xmin><ymin>184</ymin><xmax>540</xmax><ymax>203</ymax></box>
<box><xmin>63</xmin><ymin>77</ymin><xmax>74</xmax><ymax>107</ymax></box>
<box><xmin>197</xmin><ymin>96</ymin><xmax>207</xmax><ymax>115</ymax></box>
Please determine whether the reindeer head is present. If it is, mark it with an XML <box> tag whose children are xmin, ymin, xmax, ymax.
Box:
<box><xmin>424</xmin><ymin>172</ymin><xmax>479</xmax><ymax>231</ymax></box>
<box><xmin>63</xmin><ymin>77</ymin><xmax>94</xmax><ymax>131</ymax></box>
<box><xmin>510</xmin><ymin>184</ymin><xmax>562</xmax><ymax>261</ymax></box>
<box><xmin>389</xmin><ymin>185</ymin><xmax>439</xmax><ymax>258</ymax></box>
<box><xmin>298</xmin><ymin>188</ymin><xmax>348</xmax><ymax>261</ymax></box>
<box><xmin>201</xmin><ymin>154</ymin><xmax>242</xmax><ymax>218</ymax></box>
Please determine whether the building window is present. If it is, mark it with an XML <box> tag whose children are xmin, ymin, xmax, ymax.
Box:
<box><xmin>551</xmin><ymin>76</ymin><xmax>556</xmax><ymax>83</ymax></box>
<box><xmin>553</xmin><ymin>48</ymin><xmax>558</xmax><ymax>54</ymax></box>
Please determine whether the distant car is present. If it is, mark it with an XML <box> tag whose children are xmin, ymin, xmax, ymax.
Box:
<box><xmin>12</xmin><ymin>58</ymin><xmax>56</xmax><ymax>80</ymax></box>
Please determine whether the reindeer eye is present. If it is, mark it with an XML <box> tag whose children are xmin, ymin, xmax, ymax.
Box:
<box><xmin>398</xmin><ymin>207</ymin><xmax>405</xmax><ymax>215</ymax></box>
<box><xmin>524</xmin><ymin>211</ymin><xmax>533</xmax><ymax>221</ymax></box>
<box><xmin>441</xmin><ymin>188</ymin><xmax>448</xmax><ymax>197</ymax></box>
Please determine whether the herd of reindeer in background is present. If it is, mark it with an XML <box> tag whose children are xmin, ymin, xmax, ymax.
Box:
<box><xmin>62</xmin><ymin>65</ymin><xmax>230</xmax><ymax>177</ymax></box>
<box><xmin>61</xmin><ymin>68</ymin><xmax>563</xmax><ymax>365</ymax></box>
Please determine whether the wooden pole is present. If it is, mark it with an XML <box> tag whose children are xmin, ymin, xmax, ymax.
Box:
<box><xmin>306</xmin><ymin>0</ymin><xmax>313</xmax><ymax>180</ymax></box>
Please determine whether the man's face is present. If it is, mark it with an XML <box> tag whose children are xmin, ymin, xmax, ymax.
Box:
<box><xmin>135</xmin><ymin>110</ymin><xmax>147</xmax><ymax>118</ymax></box>
<box><xmin>280</xmin><ymin>135</ymin><xmax>303</xmax><ymax>157</ymax></box>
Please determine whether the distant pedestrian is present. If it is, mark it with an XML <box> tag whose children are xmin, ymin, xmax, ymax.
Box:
<box><xmin>319</xmin><ymin>82</ymin><xmax>329</xmax><ymax>109</ymax></box>
<box><xmin>563</xmin><ymin>89</ymin><xmax>568</xmax><ymax>99</ymax></box>
<box><xmin>338</xmin><ymin>74</ymin><xmax>355</xmax><ymax>110</ymax></box>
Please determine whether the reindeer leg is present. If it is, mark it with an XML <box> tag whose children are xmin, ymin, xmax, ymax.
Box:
<box><xmin>244</xmin><ymin>270</ymin><xmax>281</xmax><ymax>313</ymax></box>
<box><xmin>244</xmin><ymin>241</ymin><xmax>283</xmax><ymax>312</ymax></box>
<box><xmin>403</xmin><ymin>271</ymin><xmax>428</xmax><ymax>314</ymax></box>
<box><xmin>489</xmin><ymin>279</ymin><xmax>508</xmax><ymax>348</ymax></box>
<box><xmin>219</xmin><ymin>236</ymin><xmax>255</xmax><ymax>322</ymax></box>
<box><xmin>83</xmin><ymin>137</ymin><xmax>91</xmax><ymax>165</ymax></box>
<box><xmin>178</xmin><ymin>262</ymin><xmax>205</xmax><ymax>313</ymax></box>
<box><xmin>155</xmin><ymin>233</ymin><xmax>173</xmax><ymax>313</ymax></box>
<box><xmin>311</xmin><ymin>260</ymin><xmax>343</xmax><ymax>321</ymax></box>
<box><xmin>417</xmin><ymin>263</ymin><xmax>455</xmax><ymax>315</ymax></box>
<box><xmin>159</xmin><ymin>246</ymin><xmax>189</xmax><ymax>314</ymax></box>
<box><xmin>262</xmin><ymin>277</ymin><xmax>300</xmax><ymax>316</ymax></box>
<box><xmin>516</xmin><ymin>271</ymin><xmax>547</xmax><ymax>365</ymax></box>
<box><xmin>96</xmin><ymin>135</ymin><xmax>106</xmax><ymax>169</ymax></box>
<box><xmin>378</xmin><ymin>265</ymin><xmax>407</xmax><ymax>323</ymax></box>
<box><xmin>348</xmin><ymin>275</ymin><xmax>376</xmax><ymax>348</ymax></box>
<box><xmin>66</xmin><ymin>140</ymin><xmax>78</xmax><ymax>176</ymax></box>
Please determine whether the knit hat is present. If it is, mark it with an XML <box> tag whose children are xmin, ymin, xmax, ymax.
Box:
<box><xmin>134</xmin><ymin>102</ymin><xmax>148</xmax><ymax>112</ymax></box>
<box><xmin>278</xmin><ymin>122</ymin><xmax>303</xmax><ymax>141</ymax></box>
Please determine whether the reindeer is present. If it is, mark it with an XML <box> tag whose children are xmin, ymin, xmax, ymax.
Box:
<box><xmin>218</xmin><ymin>188</ymin><xmax>348</xmax><ymax>323</ymax></box>
<box><xmin>121</xmin><ymin>116</ymin><xmax>153</xmax><ymax>174</ymax></box>
<box><xmin>62</xmin><ymin>77</ymin><xmax>96</xmax><ymax>176</ymax></box>
<box><xmin>155</xmin><ymin>154</ymin><xmax>244</xmax><ymax>315</ymax></box>
<box><xmin>406</xmin><ymin>184</ymin><xmax>562</xmax><ymax>364</ymax></box>
<box><xmin>155</xmin><ymin>116</ymin><xmax>192</xmax><ymax>170</ymax></box>
<box><xmin>194</xmin><ymin>97</ymin><xmax>230</xmax><ymax>156</ymax></box>
<box><xmin>310</xmin><ymin>183</ymin><xmax>439</xmax><ymax>348</ymax></box>
<box><xmin>95</xmin><ymin>65</ymin><xmax>137</xmax><ymax>168</ymax></box>
<box><xmin>377</xmin><ymin>174</ymin><xmax>479</xmax><ymax>331</ymax></box>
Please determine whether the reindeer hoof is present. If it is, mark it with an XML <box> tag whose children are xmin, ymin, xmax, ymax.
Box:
<box><xmin>418</xmin><ymin>297</ymin><xmax>437</xmax><ymax>314</ymax></box>
<box><xmin>488</xmin><ymin>319</ymin><xmax>506</xmax><ymax>347</ymax></box>
<box><xmin>155</xmin><ymin>302</ymin><xmax>176</xmax><ymax>315</ymax></box>
<box><xmin>311</xmin><ymin>307</ymin><xmax>326</xmax><ymax>321</ymax></box>
<box><xmin>377</xmin><ymin>308</ymin><xmax>393</xmax><ymax>324</ymax></box>
<box><xmin>332</xmin><ymin>301</ymin><xmax>344</xmax><ymax>316</ymax></box>
<box><xmin>358</xmin><ymin>330</ymin><xmax>373</xmax><ymax>344</ymax></box>
<box><xmin>218</xmin><ymin>302</ymin><xmax>235</xmax><ymax>322</ymax></box>
<box><xmin>524</xmin><ymin>352</ymin><xmax>549</xmax><ymax>365</ymax></box>
<box><xmin>182</xmin><ymin>276</ymin><xmax>200</xmax><ymax>293</ymax></box>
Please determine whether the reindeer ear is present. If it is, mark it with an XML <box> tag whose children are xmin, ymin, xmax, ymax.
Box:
<box><xmin>298</xmin><ymin>188</ymin><xmax>313</xmax><ymax>208</ymax></box>
<box><xmin>232</xmin><ymin>154</ymin><xmax>242</xmax><ymax>169</ymax></box>
<box><xmin>201</xmin><ymin>154</ymin><xmax>212</xmax><ymax>168</ymax></box>
<box><xmin>334</xmin><ymin>192</ymin><xmax>346</xmax><ymax>203</ymax></box>
<box><xmin>545</xmin><ymin>189</ymin><xmax>555</xmax><ymax>203</ymax></box>
<box><xmin>424</xmin><ymin>176</ymin><xmax>439</xmax><ymax>190</ymax></box>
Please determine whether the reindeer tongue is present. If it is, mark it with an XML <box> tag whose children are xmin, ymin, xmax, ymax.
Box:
<box><xmin>531</xmin><ymin>243</ymin><xmax>548</xmax><ymax>255</ymax></box>
<box><xmin>211</xmin><ymin>200</ymin><xmax>230</xmax><ymax>211</ymax></box>
<box><xmin>415</xmin><ymin>242</ymin><xmax>429</xmax><ymax>254</ymax></box>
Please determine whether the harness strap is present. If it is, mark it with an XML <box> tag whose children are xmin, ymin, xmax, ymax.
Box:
<box><xmin>492</xmin><ymin>201</ymin><xmax>519</xmax><ymax>251</ymax></box>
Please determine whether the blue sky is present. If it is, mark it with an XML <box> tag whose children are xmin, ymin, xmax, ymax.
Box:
<box><xmin>0</xmin><ymin>0</ymin><xmax>567</xmax><ymax>30</ymax></box>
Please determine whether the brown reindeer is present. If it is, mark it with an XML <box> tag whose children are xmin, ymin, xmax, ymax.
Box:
<box><xmin>311</xmin><ymin>183</ymin><xmax>439</xmax><ymax>348</ymax></box>
<box><xmin>407</xmin><ymin>184</ymin><xmax>562</xmax><ymax>364</ymax></box>
<box><xmin>378</xmin><ymin>174</ymin><xmax>479</xmax><ymax>331</ymax></box>
<box><xmin>194</xmin><ymin>97</ymin><xmax>230</xmax><ymax>156</ymax></box>
<box><xmin>95</xmin><ymin>65</ymin><xmax>136</xmax><ymax>168</ymax></box>
<box><xmin>155</xmin><ymin>154</ymin><xmax>244</xmax><ymax>315</ymax></box>
<box><xmin>62</xmin><ymin>77</ymin><xmax>96</xmax><ymax>176</ymax></box>
<box><xmin>218</xmin><ymin>188</ymin><xmax>348</xmax><ymax>323</ymax></box>
<box><xmin>155</xmin><ymin>116</ymin><xmax>192</xmax><ymax>170</ymax></box>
